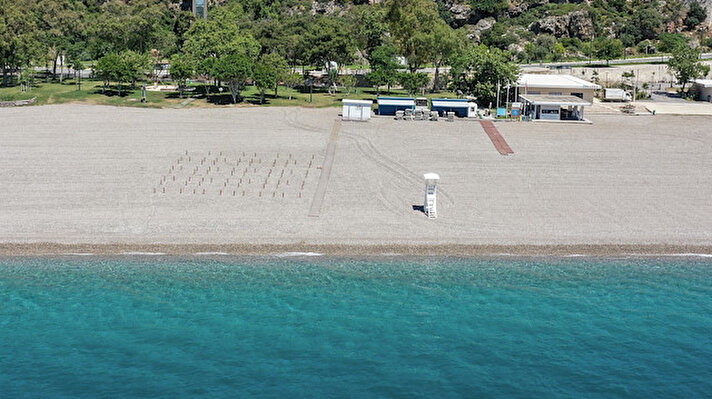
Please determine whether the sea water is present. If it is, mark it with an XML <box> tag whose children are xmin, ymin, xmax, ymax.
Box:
<box><xmin>1</xmin><ymin>256</ymin><xmax>710</xmax><ymax>398</ymax></box>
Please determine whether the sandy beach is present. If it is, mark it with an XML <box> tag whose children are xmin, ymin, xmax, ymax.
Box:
<box><xmin>0</xmin><ymin>104</ymin><xmax>710</xmax><ymax>255</ymax></box>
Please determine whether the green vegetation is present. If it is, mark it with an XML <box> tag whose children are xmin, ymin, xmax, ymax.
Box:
<box><xmin>0</xmin><ymin>79</ymin><xmax>464</xmax><ymax>109</ymax></box>
<box><xmin>668</xmin><ymin>45</ymin><xmax>710</xmax><ymax>93</ymax></box>
<box><xmin>449</xmin><ymin>45</ymin><xmax>519</xmax><ymax>105</ymax></box>
<box><xmin>2</xmin><ymin>0</ymin><xmax>711</xmax><ymax>109</ymax></box>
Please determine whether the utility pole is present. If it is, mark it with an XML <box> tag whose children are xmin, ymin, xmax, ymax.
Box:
<box><xmin>496</xmin><ymin>80</ymin><xmax>501</xmax><ymax>109</ymax></box>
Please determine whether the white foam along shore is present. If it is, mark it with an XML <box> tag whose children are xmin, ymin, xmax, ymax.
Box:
<box><xmin>274</xmin><ymin>252</ymin><xmax>323</xmax><ymax>257</ymax></box>
<box><xmin>0</xmin><ymin>105</ymin><xmax>710</xmax><ymax>251</ymax></box>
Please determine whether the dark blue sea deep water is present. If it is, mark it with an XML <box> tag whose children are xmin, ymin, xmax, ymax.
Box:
<box><xmin>0</xmin><ymin>256</ymin><xmax>710</xmax><ymax>398</ymax></box>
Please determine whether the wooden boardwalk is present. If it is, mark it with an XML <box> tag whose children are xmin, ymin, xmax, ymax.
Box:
<box><xmin>308</xmin><ymin>118</ymin><xmax>341</xmax><ymax>217</ymax></box>
<box><xmin>480</xmin><ymin>120</ymin><xmax>514</xmax><ymax>155</ymax></box>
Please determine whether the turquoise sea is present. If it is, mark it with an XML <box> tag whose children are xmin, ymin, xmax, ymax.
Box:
<box><xmin>1</xmin><ymin>256</ymin><xmax>711</xmax><ymax>398</ymax></box>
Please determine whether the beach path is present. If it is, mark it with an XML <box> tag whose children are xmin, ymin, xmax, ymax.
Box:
<box><xmin>480</xmin><ymin>120</ymin><xmax>514</xmax><ymax>155</ymax></box>
<box><xmin>308</xmin><ymin>118</ymin><xmax>341</xmax><ymax>217</ymax></box>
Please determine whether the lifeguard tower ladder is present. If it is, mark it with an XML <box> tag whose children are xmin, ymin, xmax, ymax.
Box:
<box><xmin>424</xmin><ymin>173</ymin><xmax>439</xmax><ymax>218</ymax></box>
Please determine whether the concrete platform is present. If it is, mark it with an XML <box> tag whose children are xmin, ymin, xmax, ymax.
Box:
<box><xmin>645</xmin><ymin>102</ymin><xmax>712</xmax><ymax>115</ymax></box>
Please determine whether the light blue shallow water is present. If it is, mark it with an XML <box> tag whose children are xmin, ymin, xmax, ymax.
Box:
<box><xmin>1</xmin><ymin>256</ymin><xmax>711</xmax><ymax>398</ymax></box>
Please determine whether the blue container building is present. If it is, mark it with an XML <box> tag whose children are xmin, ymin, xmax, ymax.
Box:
<box><xmin>430</xmin><ymin>98</ymin><xmax>477</xmax><ymax>118</ymax></box>
<box><xmin>377</xmin><ymin>97</ymin><xmax>415</xmax><ymax>115</ymax></box>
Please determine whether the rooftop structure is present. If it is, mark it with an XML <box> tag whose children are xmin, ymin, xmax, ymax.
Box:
<box><xmin>693</xmin><ymin>79</ymin><xmax>712</xmax><ymax>87</ymax></box>
<box><xmin>517</xmin><ymin>74</ymin><xmax>601</xmax><ymax>105</ymax></box>
<box><xmin>517</xmin><ymin>74</ymin><xmax>602</xmax><ymax>90</ymax></box>
<box><xmin>693</xmin><ymin>79</ymin><xmax>712</xmax><ymax>102</ymax></box>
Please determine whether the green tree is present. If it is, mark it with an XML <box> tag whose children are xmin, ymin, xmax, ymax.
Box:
<box><xmin>88</xmin><ymin>0</ymin><xmax>177</xmax><ymax>58</ymax></box>
<box><xmin>625</xmin><ymin>7</ymin><xmax>663</xmax><ymax>42</ymax></box>
<box><xmin>183</xmin><ymin>8</ymin><xmax>259</xmax><ymax>94</ymax></box>
<box><xmin>427</xmin><ymin>22</ymin><xmax>462</xmax><ymax>92</ymax></box>
<box><xmin>121</xmin><ymin>50</ymin><xmax>151</xmax><ymax>88</ymax></box>
<box><xmin>533</xmin><ymin>35</ymin><xmax>556</xmax><ymax>63</ymax></box>
<box><xmin>20</xmin><ymin>67</ymin><xmax>35</xmax><ymax>92</ymax></box>
<box><xmin>658</xmin><ymin>33</ymin><xmax>689</xmax><ymax>53</ymax></box>
<box><xmin>398</xmin><ymin>72</ymin><xmax>430</xmax><ymax>95</ymax></box>
<box><xmin>170</xmin><ymin>54</ymin><xmax>194</xmax><ymax>98</ymax></box>
<box><xmin>94</xmin><ymin>50</ymin><xmax>149</xmax><ymax>95</ymax></box>
<box><xmin>684</xmin><ymin>1</ymin><xmax>707</xmax><ymax>30</ymax></box>
<box><xmin>552</xmin><ymin>42</ymin><xmax>566</xmax><ymax>62</ymax></box>
<box><xmin>351</xmin><ymin>5</ymin><xmax>388</xmax><ymax>60</ymax></box>
<box><xmin>469</xmin><ymin>0</ymin><xmax>508</xmax><ymax>20</ymax></box>
<box><xmin>257</xmin><ymin>15</ymin><xmax>310</xmax><ymax>69</ymax></box>
<box><xmin>283</xmin><ymin>72</ymin><xmax>303</xmax><ymax>100</ymax></box>
<box><xmin>35</xmin><ymin>0</ymin><xmax>85</xmax><ymax>80</ymax></box>
<box><xmin>607</xmin><ymin>0</ymin><xmax>627</xmax><ymax>13</ymax></box>
<box><xmin>253</xmin><ymin>53</ymin><xmax>288</xmax><ymax>104</ymax></box>
<box><xmin>481</xmin><ymin>23</ymin><xmax>519</xmax><ymax>51</ymax></box>
<box><xmin>340</xmin><ymin>74</ymin><xmax>357</xmax><ymax>95</ymax></box>
<box><xmin>302</xmin><ymin>16</ymin><xmax>355</xmax><ymax>89</ymax></box>
<box><xmin>386</xmin><ymin>0</ymin><xmax>441</xmax><ymax>72</ymax></box>
<box><xmin>94</xmin><ymin>52</ymin><xmax>122</xmax><ymax>94</ymax></box>
<box><xmin>449</xmin><ymin>45</ymin><xmax>519</xmax><ymax>106</ymax></box>
<box><xmin>594</xmin><ymin>37</ymin><xmax>624</xmax><ymax>64</ymax></box>
<box><xmin>260</xmin><ymin>53</ymin><xmax>289</xmax><ymax>97</ymax></box>
<box><xmin>365</xmin><ymin>44</ymin><xmax>400</xmax><ymax>94</ymax></box>
<box><xmin>70</xmin><ymin>59</ymin><xmax>83</xmax><ymax>90</ymax></box>
<box><xmin>524</xmin><ymin>42</ymin><xmax>537</xmax><ymax>63</ymax></box>
<box><xmin>668</xmin><ymin>44</ymin><xmax>706</xmax><ymax>92</ymax></box>
<box><xmin>213</xmin><ymin>53</ymin><xmax>253</xmax><ymax>103</ymax></box>
<box><xmin>0</xmin><ymin>0</ymin><xmax>39</xmax><ymax>87</ymax></box>
<box><xmin>183</xmin><ymin>12</ymin><xmax>260</xmax><ymax>62</ymax></box>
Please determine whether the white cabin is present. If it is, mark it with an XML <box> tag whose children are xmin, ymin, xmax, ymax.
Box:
<box><xmin>342</xmin><ymin>99</ymin><xmax>373</xmax><ymax>121</ymax></box>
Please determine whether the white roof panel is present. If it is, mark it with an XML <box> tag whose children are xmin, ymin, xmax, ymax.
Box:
<box><xmin>378</xmin><ymin>98</ymin><xmax>415</xmax><ymax>106</ymax></box>
<box><xmin>519</xmin><ymin>94</ymin><xmax>592</xmax><ymax>106</ymax></box>
<box><xmin>431</xmin><ymin>99</ymin><xmax>470</xmax><ymax>108</ymax></box>
<box><xmin>694</xmin><ymin>79</ymin><xmax>712</xmax><ymax>87</ymax></box>
<box><xmin>517</xmin><ymin>74</ymin><xmax>601</xmax><ymax>90</ymax></box>
<box><xmin>342</xmin><ymin>99</ymin><xmax>373</xmax><ymax>105</ymax></box>
<box><xmin>424</xmin><ymin>173</ymin><xmax>440</xmax><ymax>180</ymax></box>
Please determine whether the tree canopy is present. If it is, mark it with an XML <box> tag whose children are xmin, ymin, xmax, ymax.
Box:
<box><xmin>449</xmin><ymin>45</ymin><xmax>520</xmax><ymax>105</ymax></box>
<box><xmin>2</xmin><ymin>0</ymin><xmax>709</xmax><ymax>105</ymax></box>
<box><xmin>668</xmin><ymin>44</ymin><xmax>707</xmax><ymax>92</ymax></box>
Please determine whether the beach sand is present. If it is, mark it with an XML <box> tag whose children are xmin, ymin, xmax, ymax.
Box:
<box><xmin>0</xmin><ymin>104</ymin><xmax>710</xmax><ymax>255</ymax></box>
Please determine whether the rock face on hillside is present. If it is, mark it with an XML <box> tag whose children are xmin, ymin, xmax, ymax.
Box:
<box><xmin>447</xmin><ymin>0</ymin><xmax>474</xmax><ymax>27</ymax></box>
<box><xmin>466</xmin><ymin>17</ymin><xmax>496</xmax><ymax>41</ymax></box>
<box><xmin>531</xmin><ymin>10</ymin><xmax>594</xmax><ymax>39</ymax></box>
<box><xmin>311</xmin><ymin>0</ymin><xmax>345</xmax><ymax>16</ymax></box>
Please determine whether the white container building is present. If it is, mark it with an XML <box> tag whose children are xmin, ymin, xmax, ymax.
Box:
<box><xmin>693</xmin><ymin>80</ymin><xmax>712</xmax><ymax>102</ymax></box>
<box><xmin>342</xmin><ymin>99</ymin><xmax>373</xmax><ymax>121</ymax></box>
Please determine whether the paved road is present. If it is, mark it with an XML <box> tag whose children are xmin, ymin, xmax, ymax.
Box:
<box><xmin>520</xmin><ymin>53</ymin><xmax>712</xmax><ymax>69</ymax></box>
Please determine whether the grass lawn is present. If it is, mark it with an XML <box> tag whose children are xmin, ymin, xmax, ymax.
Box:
<box><xmin>0</xmin><ymin>80</ymin><xmax>184</xmax><ymax>108</ymax></box>
<box><xmin>189</xmin><ymin>84</ymin><xmax>461</xmax><ymax>108</ymax></box>
<box><xmin>1</xmin><ymin>79</ymin><xmax>461</xmax><ymax>109</ymax></box>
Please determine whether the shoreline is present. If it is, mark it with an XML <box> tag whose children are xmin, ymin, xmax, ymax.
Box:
<box><xmin>0</xmin><ymin>243</ymin><xmax>710</xmax><ymax>257</ymax></box>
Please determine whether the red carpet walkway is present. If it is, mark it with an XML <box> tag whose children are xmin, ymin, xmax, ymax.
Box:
<box><xmin>480</xmin><ymin>120</ymin><xmax>514</xmax><ymax>155</ymax></box>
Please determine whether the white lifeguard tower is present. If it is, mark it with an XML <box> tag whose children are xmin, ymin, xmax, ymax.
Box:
<box><xmin>424</xmin><ymin>173</ymin><xmax>439</xmax><ymax>218</ymax></box>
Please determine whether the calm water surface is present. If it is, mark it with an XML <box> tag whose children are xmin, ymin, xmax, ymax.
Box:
<box><xmin>1</xmin><ymin>256</ymin><xmax>710</xmax><ymax>398</ymax></box>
